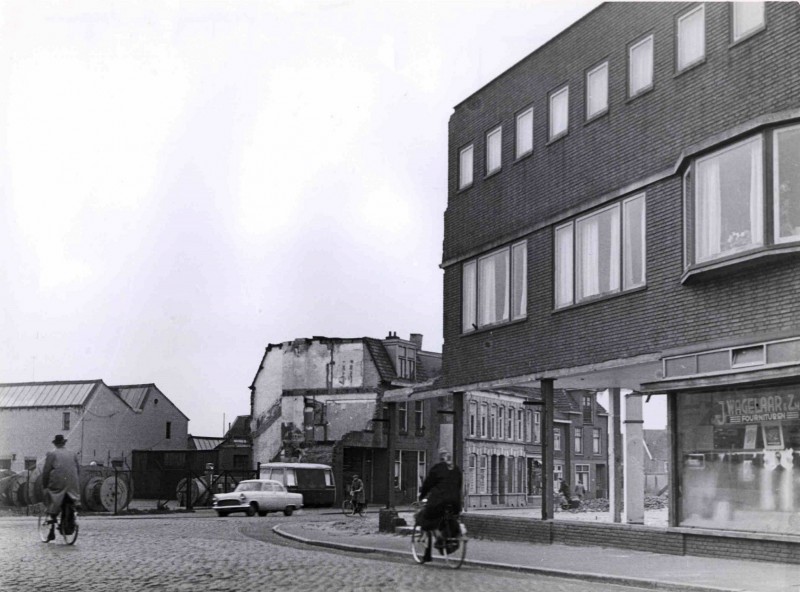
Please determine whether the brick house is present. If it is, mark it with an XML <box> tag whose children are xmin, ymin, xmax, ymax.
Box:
<box><xmin>248</xmin><ymin>333</ymin><xmax>443</xmax><ymax>504</ymax></box>
<box><xmin>0</xmin><ymin>380</ymin><xmax>189</xmax><ymax>471</ymax></box>
<box><xmin>397</xmin><ymin>0</ymin><xmax>799</xmax><ymax>548</ymax></box>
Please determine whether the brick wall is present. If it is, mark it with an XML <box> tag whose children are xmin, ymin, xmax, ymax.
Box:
<box><xmin>441</xmin><ymin>2</ymin><xmax>800</xmax><ymax>387</ymax></box>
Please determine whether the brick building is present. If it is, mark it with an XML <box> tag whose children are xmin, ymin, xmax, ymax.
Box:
<box><xmin>0</xmin><ymin>380</ymin><xmax>189</xmax><ymax>471</ymax></box>
<box><xmin>391</xmin><ymin>1</ymin><xmax>799</xmax><ymax>547</ymax></box>
<box><xmin>248</xmin><ymin>333</ymin><xmax>443</xmax><ymax>504</ymax></box>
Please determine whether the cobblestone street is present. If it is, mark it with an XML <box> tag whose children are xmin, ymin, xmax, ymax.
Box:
<box><xmin>0</xmin><ymin>512</ymin><xmax>652</xmax><ymax>592</ymax></box>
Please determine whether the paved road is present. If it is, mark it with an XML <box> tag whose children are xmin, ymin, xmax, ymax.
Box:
<box><xmin>0</xmin><ymin>511</ymin><xmax>655</xmax><ymax>592</ymax></box>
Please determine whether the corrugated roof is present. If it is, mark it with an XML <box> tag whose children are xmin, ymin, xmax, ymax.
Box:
<box><xmin>190</xmin><ymin>436</ymin><xmax>224</xmax><ymax>451</ymax></box>
<box><xmin>363</xmin><ymin>338</ymin><xmax>397</xmax><ymax>382</ymax></box>
<box><xmin>0</xmin><ymin>381</ymin><xmax>99</xmax><ymax>408</ymax></box>
<box><xmin>114</xmin><ymin>385</ymin><xmax>149</xmax><ymax>411</ymax></box>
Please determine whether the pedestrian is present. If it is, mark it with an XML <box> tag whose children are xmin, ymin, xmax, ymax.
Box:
<box><xmin>574</xmin><ymin>481</ymin><xmax>586</xmax><ymax>500</ymax></box>
<box><xmin>350</xmin><ymin>474</ymin><xmax>365</xmax><ymax>513</ymax></box>
<box><xmin>41</xmin><ymin>434</ymin><xmax>80</xmax><ymax>541</ymax></box>
<box><xmin>558</xmin><ymin>478</ymin><xmax>572</xmax><ymax>506</ymax></box>
<box><xmin>417</xmin><ymin>447</ymin><xmax>463</xmax><ymax>563</ymax></box>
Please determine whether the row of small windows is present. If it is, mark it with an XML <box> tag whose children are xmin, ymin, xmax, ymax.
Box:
<box><xmin>396</xmin><ymin>400</ymin><xmax>425</xmax><ymax>432</ymax></box>
<box><xmin>460</xmin><ymin>121</ymin><xmax>799</xmax><ymax>325</ymax></box>
<box><xmin>468</xmin><ymin>401</ymin><xmax>540</xmax><ymax>443</ymax></box>
<box><xmin>458</xmin><ymin>2</ymin><xmax>767</xmax><ymax>191</ymax></box>
<box><xmin>467</xmin><ymin>453</ymin><xmax>527</xmax><ymax>495</ymax></box>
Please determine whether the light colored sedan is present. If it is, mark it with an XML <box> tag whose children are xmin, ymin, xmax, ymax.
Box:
<box><xmin>212</xmin><ymin>479</ymin><xmax>303</xmax><ymax>517</ymax></box>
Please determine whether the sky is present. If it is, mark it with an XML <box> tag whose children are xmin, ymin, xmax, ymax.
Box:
<box><xmin>0</xmin><ymin>0</ymin><xmax>671</xmax><ymax>438</ymax></box>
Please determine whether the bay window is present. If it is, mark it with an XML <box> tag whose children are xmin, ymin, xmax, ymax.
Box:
<box><xmin>462</xmin><ymin>240</ymin><xmax>527</xmax><ymax>332</ymax></box>
<box><xmin>555</xmin><ymin>194</ymin><xmax>646</xmax><ymax>308</ymax></box>
<box><xmin>685</xmin><ymin>124</ymin><xmax>800</xmax><ymax>271</ymax></box>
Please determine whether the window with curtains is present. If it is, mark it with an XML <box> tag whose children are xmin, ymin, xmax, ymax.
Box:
<box><xmin>549</xmin><ymin>86</ymin><xmax>569</xmax><ymax>140</ymax></box>
<box><xmin>586</xmin><ymin>61</ymin><xmax>608</xmax><ymax>120</ymax></box>
<box><xmin>459</xmin><ymin>144</ymin><xmax>473</xmax><ymax>189</ymax></box>
<box><xmin>686</xmin><ymin>125</ymin><xmax>800</xmax><ymax>267</ymax></box>
<box><xmin>517</xmin><ymin>409</ymin><xmax>523</xmax><ymax>441</ymax></box>
<box><xmin>462</xmin><ymin>240</ymin><xmax>527</xmax><ymax>332</ymax></box>
<box><xmin>732</xmin><ymin>2</ymin><xmax>765</xmax><ymax>43</ymax></box>
<box><xmin>574</xmin><ymin>428</ymin><xmax>584</xmax><ymax>454</ymax></box>
<box><xmin>628</xmin><ymin>35</ymin><xmax>653</xmax><ymax>97</ymax></box>
<box><xmin>486</xmin><ymin>126</ymin><xmax>502</xmax><ymax>175</ymax></box>
<box><xmin>398</xmin><ymin>402</ymin><xmax>408</xmax><ymax>433</ymax></box>
<box><xmin>555</xmin><ymin>193</ymin><xmax>646</xmax><ymax>308</ymax></box>
<box><xmin>414</xmin><ymin>400</ymin><xmax>424</xmax><ymax>431</ymax></box>
<box><xmin>516</xmin><ymin>107</ymin><xmax>533</xmax><ymax>158</ymax></box>
<box><xmin>677</xmin><ymin>5</ymin><xmax>705</xmax><ymax>72</ymax></box>
<box><xmin>554</xmin><ymin>427</ymin><xmax>562</xmax><ymax>451</ymax></box>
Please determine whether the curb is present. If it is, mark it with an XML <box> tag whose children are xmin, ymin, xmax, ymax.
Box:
<box><xmin>272</xmin><ymin>524</ymin><xmax>742</xmax><ymax>592</ymax></box>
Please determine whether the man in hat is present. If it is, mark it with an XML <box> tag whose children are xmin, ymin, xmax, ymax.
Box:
<box><xmin>41</xmin><ymin>434</ymin><xmax>80</xmax><ymax>541</ymax></box>
<box><xmin>416</xmin><ymin>447</ymin><xmax>463</xmax><ymax>563</ymax></box>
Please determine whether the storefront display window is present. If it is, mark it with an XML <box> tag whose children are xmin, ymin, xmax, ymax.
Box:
<box><xmin>677</xmin><ymin>385</ymin><xmax>800</xmax><ymax>535</ymax></box>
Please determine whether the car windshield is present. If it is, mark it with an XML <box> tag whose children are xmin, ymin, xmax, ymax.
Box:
<box><xmin>235</xmin><ymin>482</ymin><xmax>261</xmax><ymax>492</ymax></box>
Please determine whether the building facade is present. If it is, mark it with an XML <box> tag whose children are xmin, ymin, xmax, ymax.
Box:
<box><xmin>0</xmin><ymin>380</ymin><xmax>189</xmax><ymax>471</ymax></box>
<box><xmin>248</xmin><ymin>333</ymin><xmax>443</xmax><ymax>504</ymax></box>
<box><xmin>437</xmin><ymin>1</ymin><xmax>799</xmax><ymax>538</ymax></box>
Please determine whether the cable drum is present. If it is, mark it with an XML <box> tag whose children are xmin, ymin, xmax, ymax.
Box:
<box><xmin>99</xmin><ymin>475</ymin><xmax>130</xmax><ymax>512</ymax></box>
<box><xmin>82</xmin><ymin>477</ymin><xmax>105</xmax><ymax>511</ymax></box>
<box><xmin>175</xmin><ymin>477</ymin><xmax>206</xmax><ymax>507</ymax></box>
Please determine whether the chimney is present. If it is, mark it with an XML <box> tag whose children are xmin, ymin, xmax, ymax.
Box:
<box><xmin>409</xmin><ymin>333</ymin><xmax>423</xmax><ymax>350</ymax></box>
<box><xmin>385</xmin><ymin>331</ymin><xmax>399</xmax><ymax>340</ymax></box>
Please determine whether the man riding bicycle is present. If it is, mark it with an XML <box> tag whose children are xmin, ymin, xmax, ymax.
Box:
<box><xmin>41</xmin><ymin>434</ymin><xmax>80</xmax><ymax>542</ymax></box>
<box><xmin>350</xmin><ymin>474</ymin><xmax>365</xmax><ymax>514</ymax></box>
<box><xmin>416</xmin><ymin>447</ymin><xmax>463</xmax><ymax>563</ymax></box>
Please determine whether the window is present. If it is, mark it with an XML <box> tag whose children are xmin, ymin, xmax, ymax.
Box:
<box><xmin>583</xmin><ymin>394</ymin><xmax>594</xmax><ymax>423</ymax></box>
<box><xmin>517</xmin><ymin>409</ymin><xmax>523</xmax><ymax>441</ymax></box>
<box><xmin>469</xmin><ymin>400</ymin><xmax>477</xmax><ymax>436</ymax></box>
<box><xmin>593</xmin><ymin>428</ymin><xmax>602</xmax><ymax>454</ymax></box>
<box><xmin>462</xmin><ymin>241</ymin><xmax>527</xmax><ymax>332</ymax></box>
<box><xmin>507</xmin><ymin>408</ymin><xmax>514</xmax><ymax>440</ymax></box>
<box><xmin>554</xmin><ymin>427</ymin><xmax>562</xmax><ymax>451</ymax></box>
<box><xmin>486</xmin><ymin>126</ymin><xmax>502</xmax><ymax>174</ymax></box>
<box><xmin>549</xmin><ymin>86</ymin><xmax>569</xmax><ymax>140</ymax></box>
<box><xmin>555</xmin><ymin>194</ymin><xmax>646</xmax><ymax>308</ymax></box>
<box><xmin>417</xmin><ymin>451</ymin><xmax>427</xmax><ymax>496</ymax></box>
<box><xmin>398</xmin><ymin>402</ymin><xmax>408</xmax><ymax>432</ymax></box>
<box><xmin>525</xmin><ymin>410</ymin><xmax>532</xmax><ymax>442</ymax></box>
<box><xmin>165</xmin><ymin>421</ymin><xmax>172</xmax><ymax>439</ymax></box>
<box><xmin>490</xmin><ymin>404</ymin><xmax>497</xmax><ymax>438</ymax></box>
<box><xmin>574</xmin><ymin>428</ymin><xmax>584</xmax><ymax>454</ymax></box>
<box><xmin>677</xmin><ymin>5</ymin><xmax>705</xmax><ymax>71</ymax></box>
<box><xmin>516</xmin><ymin>107</ymin><xmax>534</xmax><ymax>158</ymax></box>
<box><xmin>480</xmin><ymin>455</ymin><xmax>488</xmax><ymax>493</ymax></box>
<box><xmin>62</xmin><ymin>412</ymin><xmax>70</xmax><ymax>431</ymax></box>
<box><xmin>480</xmin><ymin>403</ymin><xmax>488</xmax><ymax>437</ymax></box>
<box><xmin>774</xmin><ymin>125</ymin><xmax>800</xmax><ymax>244</ymax></box>
<box><xmin>534</xmin><ymin>411</ymin><xmax>541</xmax><ymax>443</ymax></box>
<box><xmin>498</xmin><ymin>407</ymin><xmax>504</xmax><ymax>439</ymax></box>
<box><xmin>629</xmin><ymin>35</ymin><xmax>653</xmax><ymax>97</ymax></box>
<box><xmin>554</xmin><ymin>463</ymin><xmax>563</xmax><ymax>485</ymax></box>
<box><xmin>398</xmin><ymin>346</ymin><xmax>416</xmax><ymax>379</ymax></box>
<box><xmin>469</xmin><ymin>454</ymin><xmax>477</xmax><ymax>494</ymax></box>
<box><xmin>733</xmin><ymin>2</ymin><xmax>765</xmax><ymax>42</ymax></box>
<box><xmin>686</xmin><ymin>125</ymin><xmax>800</xmax><ymax>269</ymax></box>
<box><xmin>414</xmin><ymin>400</ymin><xmax>424</xmax><ymax>431</ymax></box>
<box><xmin>575</xmin><ymin>464</ymin><xmax>590</xmax><ymax>490</ymax></box>
<box><xmin>459</xmin><ymin>144</ymin><xmax>474</xmax><ymax>189</ymax></box>
<box><xmin>586</xmin><ymin>62</ymin><xmax>608</xmax><ymax>120</ymax></box>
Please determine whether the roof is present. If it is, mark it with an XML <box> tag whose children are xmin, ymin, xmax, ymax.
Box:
<box><xmin>363</xmin><ymin>338</ymin><xmax>398</xmax><ymax>382</ymax></box>
<box><xmin>0</xmin><ymin>380</ymin><xmax>101</xmax><ymax>408</ymax></box>
<box><xmin>190</xmin><ymin>436</ymin><xmax>225</xmax><ymax>451</ymax></box>
<box><xmin>113</xmin><ymin>385</ymin><xmax>149</xmax><ymax>411</ymax></box>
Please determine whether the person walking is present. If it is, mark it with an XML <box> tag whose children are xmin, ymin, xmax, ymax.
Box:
<box><xmin>417</xmin><ymin>447</ymin><xmax>463</xmax><ymax>563</ymax></box>
<box><xmin>41</xmin><ymin>434</ymin><xmax>80</xmax><ymax>541</ymax></box>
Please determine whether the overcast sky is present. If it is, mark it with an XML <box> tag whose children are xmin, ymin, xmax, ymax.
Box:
<box><xmin>0</xmin><ymin>0</ymin><xmax>672</xmax><ymax>439</ymax></box>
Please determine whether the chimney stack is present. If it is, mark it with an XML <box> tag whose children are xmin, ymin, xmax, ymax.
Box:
<box><xmin>410</xmin><ymin>333</ymin><xmax>423</xmax><ymax>350</ymax></box>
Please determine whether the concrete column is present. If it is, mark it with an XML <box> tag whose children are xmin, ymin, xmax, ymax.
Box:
<box><xmin>541</xmin><ymin>378</ymin><xmax>554</xmax><ymax>520</ymax></box>
<box><xmin>609</xmin><ymin>388</ymin><xmax>623</xmax><ymax>523</ymax></box>
<box><xmin>386</xmin><ymin>402</ymin><xmax>397</xmax><ymax>509</ymax></box>
<box><xmin>453</xmin><ymin>392</ymin><xmax>465</xmax><ymax>493</ymax></box>
<box><xmin>624</xmin><ymin>391</ymin><xmax>645</xmax><ymax>525</ymax></box>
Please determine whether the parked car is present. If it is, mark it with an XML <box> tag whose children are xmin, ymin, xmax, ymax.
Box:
<box><xmin>212</xmin><ymin>479</ymin><xmax>303</xmax><ymax>517</ymax></box>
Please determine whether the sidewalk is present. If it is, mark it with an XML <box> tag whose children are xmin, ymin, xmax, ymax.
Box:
<box><xmin>274</xmin><ymin>509</ymin><xmax>800</xmax><ymax>592</ymax></box>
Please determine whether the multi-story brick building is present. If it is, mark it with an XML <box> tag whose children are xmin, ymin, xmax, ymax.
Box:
<box><xmin>416</xmin><ymin>1</ymin><xmax>799</xmax><ymax>543</ymax></box>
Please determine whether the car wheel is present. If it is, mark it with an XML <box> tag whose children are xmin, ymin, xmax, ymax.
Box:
<box><xmin>283</xmin><ymin>506</ymin><xmax>294</xmax><ymax>517</ymax></box>
<box><xmin>246</xmin><ymin>504</ymin><xmax>257</xmax><ymax>517</ymax></box>
<box><xmin>258</xmin><ymin>510</ymin><xmax>268</xmax><ymax>517</ymax></box>
<box><xmin>216</xmin><ymin>511</ymin><xmax>229</xmax><ymax>517</ymax></box>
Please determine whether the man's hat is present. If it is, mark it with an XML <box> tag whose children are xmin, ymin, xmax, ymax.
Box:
<box><xmin>53</xmin><ymin>434</ymin><xmax>67</xmax><ymax>446</ymax></box>
<box><xmin>438</xmin><ymin>447</ymin><xmax>449</xmax><ymax>455</ymax></box>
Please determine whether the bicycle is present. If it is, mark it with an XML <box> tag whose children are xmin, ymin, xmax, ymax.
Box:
<box><xmin>341</xmin><ymin>495</ymin><xmax>365</xmax><ymax>517</ymax></box>
<box><xmin>410</xmin><ymin>501</ymin><xmax>467</xmax><ymax>569</ymax></box>
<box><xmin>38</xmin><ymin>496</ymin><xmax>79</xmax><ymax>545</ymax></box>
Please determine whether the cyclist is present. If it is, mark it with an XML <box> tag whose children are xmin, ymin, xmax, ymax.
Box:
<box><xmin>417</xmin><ymin>447</ymin><xmax>463</xmax><ymax>563</ymax></box>
<box><xmin>350</xmin><ymin>474</ymin><xmax>365</xmax><ymax>513</ymax></box>
<box><xmin>41</xmin><ymin>434</ymin><xmax>80</xmax><ymax>542</ymax></box>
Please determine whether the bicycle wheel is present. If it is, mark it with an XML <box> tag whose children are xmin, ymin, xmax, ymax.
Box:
<box><xmin>341</xmin><ymin>499</ymin><xmax>355</xmax><ymax>517</ymax></box>
<box><xmin>37</xmin><ymin>511</ymin><xmax>53</xmax><ymax>543</ymax></box>
<box><xmin>355</xmin><ymin>502</ymin><xmax>366</xmax><ymax>517</ymax></box>
<box><xmin>410</xmin><ymin>524</ymin><xmax>430</xmax><ymax>564</ymax></box>
<box><xmin>441</xmin><ymin>521</ymin><xmax>467</xmax><ymax>569</ymax></box>
<box><xmin>60</xmin><ymin>509</ymin><xmax>79</xmax><ymax>545</ymax></box>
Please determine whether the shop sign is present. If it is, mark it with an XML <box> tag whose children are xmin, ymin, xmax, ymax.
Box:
<box><xmin>713</xmin><ymin>393</ymin><xmax>800</xmax><ymax>425</ymax></box>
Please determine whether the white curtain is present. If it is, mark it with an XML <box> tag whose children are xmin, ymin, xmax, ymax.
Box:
<box><xmin>678</xmin><ymin>8</ymin><xmax>704</xmax><ymax>70</ymax></box>
<box><xmin>479</xmin><ymin>256</ymin><xmax>496</xmax><ymax>326</ymax></box>
<box><xmin>488</xmin><ymin>129</ymin><xmax>502</xmax><ymax>172</ymax></box>
<box><xmin>462</xmin><ymin>262</ymin><xmax>476</xmax><ymax>332</ymax></box>
<box><xmin>608</xmin><ymin>210</ymin><xmax>621</xmax><ymax>292</ymax></box>
<box><xmin>623</xmin><ymin>196</ymin><xmax>646</xmax><ymax>289</ymax></box>
<box><xmin>555</xmin><ymin>226</ymin><xmax>573</xmax><ymax>307</ymax></box>
<box><xmin>550</xmin><ymin>89</ymin><xmax>568</xmax><ymax>138</ymax></box>
<box><xmin>750</xmin><ymin>143</ymin><xmax>763</xmax><ymax>246</ymax></box>
<box><xmin>579</xmin><ymin>218</ymin><xmax>600</xmax><ymax>298</ymax></box>
<box><xmin>630</xmin><ymin>37</ymin><xmax>653</xmax><ymax>94</ymax></box>
<box><xmin>697</xmin><ymin>159</ymin><xmax>721</xmax><ymax>260</ymax></box>
<box><xmin>513</xmin><ymin>244</ymin><xmax>527</xmax><ymax>318</ymax></box>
